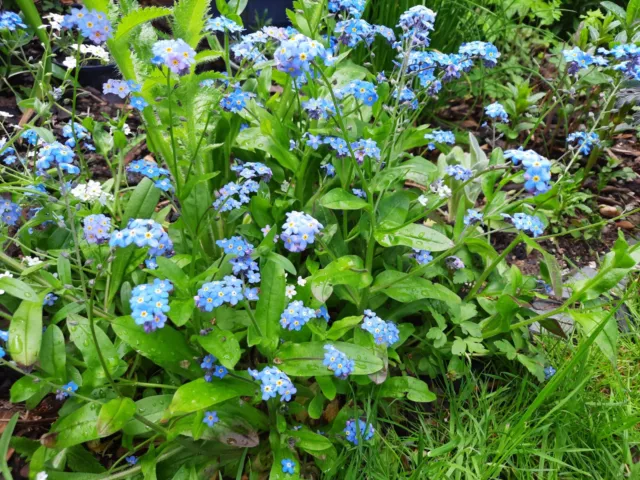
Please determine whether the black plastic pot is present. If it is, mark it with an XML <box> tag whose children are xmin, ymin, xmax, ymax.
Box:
<box><xmin>52</xmin><ymin>51</ymin><xmax>118</xmax><ymax>90</ymax></box>
<box><xmin>211</xmin><ymin>0</ymin><xmax>293</xmax><ymax>27</ymax></box>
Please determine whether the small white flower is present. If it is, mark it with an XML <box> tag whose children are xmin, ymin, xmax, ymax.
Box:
<box><xmin>261</xmin><ymin>225</ymin><xmax>271</xmax><ymax>236</ymax></box>
<box><xmin>71</xmin><ymin>180</ymin><xmax>113</xmax><ymax>206</ymax></box>
<box><xmin>36</xmin><ymin>472</ymin><xmax>48</xmax><ymax>480</ymax></box>
<box><xmin>44</xmin><ymin>13</ymin><xmax>64</xmax><ymax>31</ymax></box>
<box><xmin>281</xmin><ymin>180</ymin><xmax>290</xmax><ymax>192</ymax></box>
<box><xmin>0</xmin><ymin>111</ymin><xmax>13</xmax><ymax>118</ymax></box>
<box><xmin>285</xmin><ymin>284</ymin><xmax>297</xmax><ymax>299</ymax></box>
<box><xmin>0</xmin><ymin>271</ymin><xmax>14</xmax><ymax>295</ymax></box>
<box><xmin>297</xmin><ymin>276</ymin><xmax>307</xmax><ymax>286</ymax></box>
<box><xmin>0</xmin><ymin>137</ymin><xmax>6</xmax><ymax>148</ymax></box>
<box><xmin>417</xmin><ymin>195</ymin><xmax>428</xmax><ymax>206</ymax></box>
<box><xmin>62</xmin><ymin>56</ymin><xmax>77</xmax><ymax>70</ymax></box>
<box><xmin>23</xmin><ymin>256</ymin><xmax>43</xmax><ymax>267</ymax></box>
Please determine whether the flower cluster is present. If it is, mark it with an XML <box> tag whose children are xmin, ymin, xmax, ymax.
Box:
<box><xmin>280</xmin><ymin>211</ymin><xmax>323</xmax><ymax>253</ymax></box>
<box><xmin>429</xmin><ymin>179</ymin><xmax>452</xmax><ymax>199</ymax></box>
<box><xmin>459</xmin><ymin>41</ymin><xmax>500</xmax><ymax>67</ymax></box>
<box><xmin>102</xmin><ymin>79</ymin><xmax>140</xmax><ymax>98</ymax></box>
<box><xmin>62</xmin><ymin>7</ymin><xmax>112</xmax><ymax>44</ymax></box>
<box><xmin>70</xmin><ymin>180</ymin><xmax>113</xmax><ymax>205</ymax></box>
<box><xmin>323</xmin><ymin>345</ymin><xmax>355</xmax><ymax>379</ymax></box>
<box><xmin>55</xmin><ymin>381</ymin><xmax>78</xmax><ymax>401</ymax></box>
<box><xmin>0</xmin><ymin>11</ymin><xmax>26</xmax><ymax>31</ymax></box>
<box><xmin>302</xmin><ymin>98</ymin><xmax>336</xmax><ymax>119</ymax></box>
<box><xmin>463</xmin><ymin>209</ymin><xmax>484</xmax><ymax>226</ymax></box>
<box><xmin>410</xmin><ymin>249</ymin><xmax>433</xmax><ymax>265</ymax></box>
<box><xmin>445</xmin><ymin>256</ymin><xmax>465</xmax><ymax>270</ymax></box>
<box><xmin>36</xmin><ymin>142</ymin><xmax>79</xmax><ymax>175</ymax></box>
<box><xmin>446</xmin><ymin>165</ymin><xmax>472</xmax><ymax>181</ymax></box>
<box><xmin>220</xmin><ymin>89</ymin><xmax>253</xmax><ymax>113</ymax></box>
<box><xmin>397</xmin><ymin>5</ymin><xmax>436</xmax><ymax>46</ymax></box>
<box><xmin>393</xmin><ymin>87</ymin><xmax>418</xmax><ymax>109</ymax></box>
<box><xmin>501</xmin><ymin>213</ymin><xmax>545</xmax><ymax>237</ymax></box>
<box><xmin>206</xmin><ymin>16</ymin><xmax>244</xmax><ymax>33</ymax></box>
<box><xmin>151</xmin><ymin>39</ymin><xmax>196</xmax><ymax>75</ymax></box>
<box><xmin>274</xmin><ymin>34</ymin><xmax>333</xmax><ymax>78</ymax></box>
<box><xmin>62</xmin><ymin>122</ymin><xmax>94</xmax><ymax>150</ymax></box>
<box><xmin>351</xmin><ymin>138</ymin><xmax>381</xmax><ymax>163</ymax></box>
<box><xmin>562</xmin><ymin>47</ymin><xmax>608</xmax><ymax>74</ymax></box>
<box><xmin>344</xmin><ymin>419</ymin><xmax>375</xmax><ymax>445</ymax></box>
<box><xmin>335</xmin><ymin>19</ymin><xmax>392</xmax><ymax>48</ymax></box>
<box><xmin>361</xmin><ymin>310</ymin><xmax>399</xmax><ymax>345</ymax></box>
<box><xmin>328</xmin><ymin>0</ymin><xmax>366</xmax><ymax>18</ymax></box>
<box><xmin>109</xmin><ymin>219</ymin><xmax>174</xmax><ymax>269</ymax></box>
<box><xmin>249</xmin><ymin>366</ymin><xmax>297</xmax><ymax>402</ymax></box>
<box><xmin>280</xmin><ymin>300</ymin><xmax>318</xmax><ymax>331</ymax></box>
<box><xmin>604</xmin><ymin>44</ymin><xmax>640</xmax><ymax>81</ymax></box>
<box><xmin>195</xmin><ymin>275</ymin><xmax>257</xmax><ymax>312</ymax></box>
<box><xmin>567</xmin><ymin>131</ymin><xmax>601</xmax><ymax>156</ymax></box>
<box><xmin>21</xmin><ymin>129</ymin><xmax>40</xmax><ymax>146</ymax></box>
<box><xmin>0</xmin><ymin>200</ymin><xmax>20</xmax><ymax>226</ymax></box>
<box><xmin>424</xmin><ymin>129</ymin><xmax>455</xmax><ymax>150</ymax></box>
<box><xmin>337</xmin><ymin>80</ymin><xmax>378</xmax><ymax>106</ymax></box>
<box><xmin>216</xmin><ymin>236</ymin><xmax>261</xmax><ymax>284</ymax></box>
<box><xmin>544</xmin><ymin>365</ymin><xmax>557</xmax><ymax>380</ymax></box>
<box><xmin>485</xmin><ymin>102</ymin><xmax>509</xmax><ymax>123</ymax></box>
<box><xmin>83</xmin><ymin>214</ymin><xmax>111</xmax><ymax>244</ymax></box>
<box><xmin>130</xmin><ymin>279</ymin><xmax>174</xmax><ymax>332</ymax></box>
<box><xmin>1</xmin><ymin>142</ymin><xmax>18</xmax><ymax>166</ymax></box>
<box><xmin>200</xmin><ymin>354</ymin><xmax>229</xmax><ymax>381</ymax></box>
<box><xmin>127</xmin><ymin>159</ymin><xmax>173</xmax><ymax>192</ymax></box>
<box><xmin>504</xmin><ymin>148</ymin><xmax>552</xmax><ymax>194</ymax></box>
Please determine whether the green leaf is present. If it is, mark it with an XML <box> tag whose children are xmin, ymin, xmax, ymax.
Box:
<box><xmin>320</xmin><ymin>189</ymin><xmax>369</xmax><ymax>210</ymax></box>
<box><xmin>169</xmin><ymin>378</ymin><xmax>256</xmax><ymax>415</ymax></box>
<box><xmin>291</xmin><ymin>429</ymin><xmax>333</xmax><ymax>452</ymax></box>
<box><xmin>168</xmin><ymin>297</ymin><xmax>195</xmax><ymax>327</ymax></box>
<box><xmin>112</xmin><ymin>316</ymin><xmax>201</xmax><ymax>379</ymax></box>
<box><xmin>493</xmin><ymin>339</ymin><xmax>517</xmax><ymax>360</ymax></box>
<box><xmin>97</xmin><ymin>397</ymin><xmax>136</xmax><ymax>436</ymax></box>
<box><xmin>374</xmin><ymin>224</ymin><xmax>453</xmax><ymax>252</ymax></box>
<box><xmin>40</xmin><ymin>325</ymin><xmax>66</xmax><ymax>382</ymax></box>
<box><xmin>308</xmin><ymin>394</ymin><xmax>324</xmax><ymax>420</ymax></box>
<box><xmin>8</xmin><ymin>299</ymin><xmax>43</xmax><ymax>366</ymax></box>
<box><xmin>197</xmin><ymin>328</ymin><xmax>241</xmax><ymax>369</ymax></box>
<box><xmin>275</xmin><ymin>342</ymin><xmax>384</xmax><ymax>376</ymax></box>
<box><xmin>377</xmin><ymin>191</ymin><xmax>411</xmax><ymax>230</ymax></box>
<box><xmin>628</xmin><ymin>0</ymin><xmax>640</xmax><ymax>25</ymax></box>
<box><xmin>121</xmin><ymin>178</ymin><xmax>161</xmax><ymax>227</ymax></box>
<box><xmin>114</xmin><ymin>7</ymin><xmax>173</xmax><ymax>42</ymax></box>
<box><xmin>250</xmin><ymin>259</ymin><xmax>286</xmax><ymax>352</ymax></box>
<box><xmin>68</xmin><ymin>314</ymin><xmax>125</xmax><ymax>386</ymax></box>
<box><xmin>173</xmin><ymin>0</ymin><xmax>211</xmax><ymax>47</ymax></box>
<box><xmin>51</xmin><ymin>403</ymin><xmax>102</xmax><ymax>448</ymax></box>
<box><xmin>315</xmin><ymin>376</ymin><xmax>336</xmax><ymax>400</ymax></box>
<box><xmin>378</xmin><ymin>376</ymin><xmax>436</xmax><ymax>402</ymax></box>
<box><xmin>311</xmin><ymin>256</ymin><xmax>372</xmax><ymax>303</ymax></box>
<box><xmin>373</xmin><ymin>272</ymin><xmax>461</xmax><ymax>305</ymax></box>
<box><xmin>10</xmin><ymin>376</ymin><xmax>43</xmax><ymax>403</ymax></box>
<box><xmin>155</xmin><ymin>257</ymin><xmax>189</xmax><ymax>292</ymax></box>
<box><xmin>571</xmin><ymin>310</ymin><xmax>618</xmax><ymax>364</ymax></box>
<box><xmin>0</xmin><ymin>412</ymin><xmax>18</xmax><ymax>480</ymax></box>
<box><xmin>0</xmin><ymin>277</ymin><xmax>38</xmax><ymax>301</ymax></box>
<box><xmin>123</xmin><ymin>395</ymin><xmax>173</xmax><ymax>436</ymax></box>
<box><xmin>326</xmin><ymin>316</ymin><xmax>362</xmax><ymax>340</ymax></box>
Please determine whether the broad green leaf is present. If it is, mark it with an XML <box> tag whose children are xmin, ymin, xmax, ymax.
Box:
<box><xmin>320</xmin><ymin>189</ymin><xmax>369</xmax><ymax>210</ymax></box>
<box><xmin>112</xmin><ymin>316</ymin><xmax>201</xmax><ymax>379</ymax></box>
<box><xmin>0</xmin><ymin>277</ymin><xmax>38</xmax><ymax>301</ymax></box>
<box><xmin>0</xmin><ymin>412</ymin><xmax>18</xmax><ymax>480</ymax></box>
<box><xmin>107</xmin><ymin>245</ymin><xmax>148</xmax><ymax>303</ymax></box>
<box><xmin>374</xmin><ymin>224</ymin><xmax>453</xmax><ymax>252</ymax></box>
<box><xmin>197</xmin><ymin>328</ymin><xmax>241</xmax><ymax>369</ymax></box>
<box><xmin>114</xmin><ymin>7</ymin><xmax>172</xmax><ymax>42</ymax></box>
<box><xmin>291</xmin><ymin>429</ymin><xmax>333</xmax><ymax>452</ymax></box>
<box><xmin>173</xmin><ymin>0</ymin><xmax>211</xmax><ymax>47</ymax></box>
<box><xmin>121</xmin><ymin>178</ymin><xmax>161</xmax><ymax>227</ymax></box>
<box><xmin>40</xmin><ymin>325</ymin><xmax>66</xmax><ymax>382</ymax></box>
<box><xmin>8</xmin><ymin>299</ymin><xmax>43</xmax><ymax>366</ymax></box>
<box><xmin>571</xmin><ymin>310</ymin><xmax>618</xmax><ymax>364</ymax></box>
<box><xmin>275</xmin><ymin>342</ymin><xmax>384</xmax><ymax>376</ymax></box>
<box><xmin>326</xmin><ymin>316</ymin><xmax>362</xmax><ymax>340</ymax></box>
<box><xmin>250</xmin><ymin>259</ymin><xmax>286</xmax><ymax>352</ymax></box>
<box><xmin>169</xmin><ymin>378</ymin><xmax>256</xmax><ymax>415</ymax></box>
<box><xmin>10</xmin><ymin>376</ymin><xmax>43</xmax><ymax>403</ymax></box>
<box><xmin>97</xmin><ymin>397</ymin><xmax>136</xmax><ymax>436</ymax></box>
<box><xmin>68</xmin><ymin>314</ymin><xmax>125</xmax><ymax>386</ymax></box>
<box><xmin>51</xmin><ymin>403</ymin><xmax>102</xmax><ymax>448</ymax></box>
<box><xmin>315</xmin><ymin>376</ymin><xmax>336</xmax><ymax>400</ymax></box>
<box><xmin>311</xmin><ymin>256</ymin><xmax>372</xmax><ymax>303</ymax></box>
<box><xmin>168</xmin><ymin>297</ymin><xmax>195</xmax><ymax>327</ymax></box>
<box><xmin>378</xmin><ymin>376</ymin><xmax>436</xmax><ymax>402</ymax></box>
<box><xmin>373</xmin><ymin>272</ymin><xmax>461</xmax><ymax>305</ymax></box>
<box><xmin>377</xmin><ymin>191</ymin><xmax>411</xmax><ymax>229</ymax></box>
<box><xmin>155</xmin><ymin>257</ymin><xmax>189</xmax><ymax>292</ymax></box>
<box><xmin>123</xmin><ymin>395</ymin><xmax>173</xmax><ymax>436</ymax></box>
